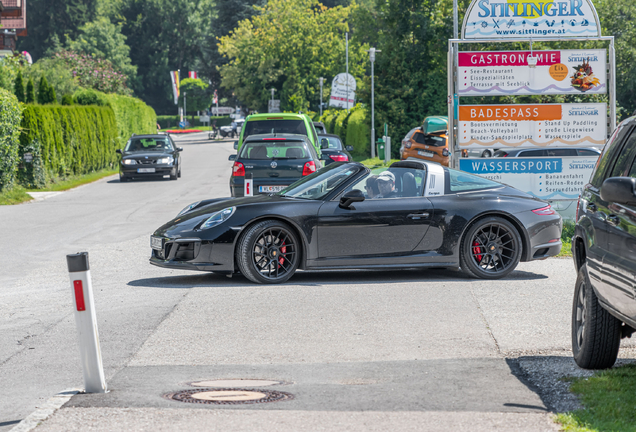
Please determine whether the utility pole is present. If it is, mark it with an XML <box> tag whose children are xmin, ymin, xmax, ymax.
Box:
<box><xmin>271</xmin><ymin>88</ymin><xmax>276</xmax><ymax>102</ymax></box>
<box><xmin>184</xmin><ymin>92</ymin><xmax>187</xmax><ymax>125</ymax></box>
<box><xmin>453</xmin><ymin>0</ymin><xmax>458</xmax><ymax>39</ymax></box>
<box><xmin>368</xmin><ymin>47</ymin><xmax>380</xmax><ymax>159</ymax></box>
<box><xmin>319</xmin><ymin>77</ymin><xmax>324</xmax><ymax>117</ymax></box>
<box><xmin>346</xmin><ymin>32</ymin><xmax>349</xmax><ymax>111</ymax></box>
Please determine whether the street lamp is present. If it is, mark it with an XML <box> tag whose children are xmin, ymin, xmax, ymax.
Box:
<box><xmin>368</xmin><ymin>47</ymin><xmax>381</xmax><ymax>159</ymax></box>
<box><xmin>319</xmin><ymin>77</ymin><xmax>324</xmax><ymax>117</ymax></box>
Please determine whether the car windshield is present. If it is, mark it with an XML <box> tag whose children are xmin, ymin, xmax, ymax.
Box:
<box><xmin>279</xmin><ymin>163</ymin><xmax>361</xmax><ymax>200</ymax></box>
<box><xmin>319</xmin><ymin>136</ymin><xmax>342</xmax><ymax>150</ymax></box>
<box><xmin>125</xmin><ymin>137</ymin><xmax>173</xmax><ymax>152</ymax></box>
<box><xmin>243</xmin><ymin>119</ymin><xmax>307</xmax><ymax>140</ymax></box>
<box><xmin>239</xmin><ymin>141</ymin><xmax>309</xmax><ymax>159</ymax></box>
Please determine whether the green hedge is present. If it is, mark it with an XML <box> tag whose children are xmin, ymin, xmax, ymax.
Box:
<box><xmin>20</xmin><ymin>105</ymin><xmax>119</xmax><ymax>178</ymax></box>
<box><xmin>0</xmin><ymin>89</ymin><xmax>24</xmax><ymax>192</ymax></box>
<box><xmin>156</xmin><ymin>115</ymin><xmax>231</xmax><ymax>129</ymax></box>
<box><xmin>345</xmin><ymin>108</ymin><xmax>370</xmax><ymax>157</ymax></box>
<box><xmin>333</xmin><ymin>110</ymin><xmax>350</xmax><ymax>140</ymax></box>
<box><xmin>105</xmin><ymin>94</ymin><xmax>156</xmax><ymax>146</ymax></box>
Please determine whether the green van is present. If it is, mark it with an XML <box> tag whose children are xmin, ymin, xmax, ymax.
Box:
<box><xmin>234</xmin><ymin>113</ymin><xmax>321</xmax><ymax>156</ymax></box>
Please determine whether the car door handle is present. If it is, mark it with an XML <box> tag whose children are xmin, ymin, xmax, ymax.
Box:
<box><xmin>408</xmin><ymin>213</ymin><xmax>429</xmax><ymax>219</ymax></box>
<box><xmin>607</xmin><ymin>215</ymin><xmax>620</xmax><ymax>226</ymax></box>
<box><xmin>587</xmin><ymin>203</ymin><xmax>597</xmax><ymax>213</ymax></box>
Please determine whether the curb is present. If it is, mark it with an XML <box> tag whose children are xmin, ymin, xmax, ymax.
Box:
<box><xmin>11</xmin><ymin>389</ymin><xmax>81</xmax><ymax>432</ymax></box>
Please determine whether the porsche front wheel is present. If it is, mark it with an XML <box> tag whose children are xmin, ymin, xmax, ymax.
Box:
<box><xmin>236</xmin><ymin>220</ymin><xmax>300</xmax><ymax>284</ymax></box>
<box><xmin>460</xmin><ymin>216</ymin><xmax>521</xmax><ymax>279</ymax></box>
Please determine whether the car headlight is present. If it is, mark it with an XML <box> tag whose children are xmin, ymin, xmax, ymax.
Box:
<box><xmin>158</xmin><ymin>156</ymin><xmax>174</xmax><ymax>164</ymax></box>
<box><xmin>123</xmin><ymin>159</ymin><xmax>136</xmax><ymax>165</ymax></box>
<box><xmin>200</xmin><ymin>207</ymin><xmax>235</xmax><ymax>230</ymax></box>
<box><xmin>177</xmin><ymin>201</ymin><xmax>201</xmax><ymax>217</ymax></box>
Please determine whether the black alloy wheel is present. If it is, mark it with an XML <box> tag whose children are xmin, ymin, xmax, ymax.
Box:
<box><xmin>460</xmin><ymin>216</ymin><xmax>521</xmax><ymax>279</ymax></box>
<box><xmin>572</xmin><ymin>263</ymin><xmax>621</xmax><ymax>369</ymax></box>
<box><xmin>236</xmin><ymin>220</ymin><xmax>300</xmax><ymax>284</ymax></box>
<box><xmin>482</xmin><ymin>149</ymin><xmax>492</xmax><ymax>158</ymax></box>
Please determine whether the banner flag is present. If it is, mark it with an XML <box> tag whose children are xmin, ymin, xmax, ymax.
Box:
<box><xmin>213</xmin><ymin>89</ymin><xmax>218</xmax><ymax>104</ymax></box>
<box><xmin>170</xmin><ymin>71</ymin><xmax>180</xmax><ymax>105</ymax></box>
<box><xmin>189</xmin><ymin>71</ymin><xmax>198</xmax><ymax>79</ymax></box>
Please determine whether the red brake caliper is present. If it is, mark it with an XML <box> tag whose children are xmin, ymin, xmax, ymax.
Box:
<box><xmin>279</xmin><ymin>241</ymin><xmax>286</xmax><ymax>266</ymax></box>
<box><xmin>472</xmin><ymin>240</ymin><xmax>483</xmax><ymax>262</ymax></box>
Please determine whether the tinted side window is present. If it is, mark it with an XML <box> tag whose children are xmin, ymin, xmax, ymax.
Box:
<box><xmin>448</xmin><ymin>169</ymin><xmax>501</xmax><ymax>192</ymax></box>
<box><xmin>590</xmin><ymin>125</ymin><xmax>628</xmax><ymax>188</ymax></box>
<box><xmin>520</xmin><ymin>150</ymin><xmax>546</xmax><ymax>157</ymax></box>
<box><xmin>578</xmin><ymin>149</ymin><xmax>600</xmax><ymax>156</ymax></box>
<box><xmin>413</xmin><ymin>131</ymin><xmax>426</xmax><ymax>144</ymax></box>
<box><xmin>546</xmin><ymin>149</ymin><xmax>576</xmax><ymax>157</ymax></box>
<box><xmin>610</xmin><ymin>129</ymin><xmax>636</xmax><ymax>177</ymax></box>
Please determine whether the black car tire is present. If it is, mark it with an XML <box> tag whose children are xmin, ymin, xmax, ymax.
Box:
<box><xmin>120</xmin><ymin>174</ymin><xmax>130</xmax><ymax>182</ymax></box>
<box><xmin>170</xmin><ymin>167</ymin><xmax>178</xmax><ymax>180</ymax></box>
<box><xmin>178</xmin><ymin>166</ymin><xmax>181</xmax><ymax>178</ymax></box>
<box><xmin>460</xmin><ymin>216</ymin><xmax>522</xmax><ymax>279</ymax></box>
<box><xmin>572</xmin><ymin>263</ymin><xmax>621</xmax><ymax>369</ymax></box>
<box><xmin>482</xmin><ymin>150</ymin><xmax>492</xmax><ymax>158</ymax></box>
<box><xmin>236</xmin><ymin>220</ymin><xmax>300</xmax><ymax>284</ymax></box>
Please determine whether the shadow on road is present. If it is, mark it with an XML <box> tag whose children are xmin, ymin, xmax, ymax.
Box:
<box><xmin>129</xmin><ymin>267</ymin><xmax>548</xmax><ymax>289</ymax></box>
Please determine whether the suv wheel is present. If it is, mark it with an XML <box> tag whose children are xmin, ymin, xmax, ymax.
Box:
<box><xmin>572</xmin><ymin>263</ymin><xmax>621</xmax><ymax>369</ymax></box>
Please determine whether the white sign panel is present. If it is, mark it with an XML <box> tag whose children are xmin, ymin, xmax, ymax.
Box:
<box><xmin>210</xmin><ymin>107</ymin><xmax>235</xmax><ymax>115</ymax></box>
<box><xmin>268</xmin><ymin>99</ymin><xmax>281</xmax><ymax>113</ymax></box>
<box><xmin>458</xmin><ymin>103</ymin><xmax>606</xmax><ymax>148</ymax></box>
<box><xmin>462</xmin><ymin>0</ymin><xmax>601</xmax><ymax>39</ymax></box>
<box><xmin>460</xmin><ymin>156</ymin><xmax>599</xmax><ymax>200</ymax></box>
<box><xmin>329</xmin><ymin>73</ymin><xmax>356</xmax><ymax>109</ymax></box>
<box><xmin>458</xmin><ymin>49</ymin><xmax>606</xmax><ymax>96</ymax></box>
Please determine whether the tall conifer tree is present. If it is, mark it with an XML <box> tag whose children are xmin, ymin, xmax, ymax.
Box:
<box><xmin>26</xmin><ymin>78</ymin><xmax>36</xmax><ymax>103</ymax></box>
<box><xmin>37</xmin><ymin>76</ymin><xmax>50</xmax><ymax>104</ymax></box>
<box><xmin>14</xmin><ymin>71</ymin><xmax>26</xmax><ymax>103</ymax></box>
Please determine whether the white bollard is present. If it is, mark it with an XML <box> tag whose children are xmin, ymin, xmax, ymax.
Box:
<box><xmin>66</xmin><ymin>252</ymin><xmax>107</xmax><ymax>393</ymax></box>
<box><xmin>244</xmin><ymin>172</ymin><xmax>253</xmax><ymax>197</ymax></box>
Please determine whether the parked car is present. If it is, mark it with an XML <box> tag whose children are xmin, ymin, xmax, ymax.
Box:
<box><xmin>220</xmin><ymin>118</ymin><xmax>244</xmax><ymax>138</ymax></box>
<box><xmin>318</xmin><ymin>134</ymin><xmax>353</xmax><ymax>165</ymax></box>
<box><xmin>494</xmin><ymin>147</ymin><xmax>602</xmax><ymax>158</ymax></box>
<box><xmin>150</xmin><ymin>159</ymin><xmax>562</xmax><ymax>284</ymax></box>
<box><xmin>228</xmin><ymin>134</ymin><xmax>324</xmax><ymax>197</ymax></box>
<box><xmin>462</xmin><ymin>148</ymin><xmax>498</xmax><ymax>158</ymax></box>
<box><xmin>400</xmin><ymin>116</ymin><xmax>449</xmax><ymax>166</ymax></box>
<box><xmin>313</xmin><ymin>122</ymin><xmax>327</xmax><ymax>134</ymax></box>
<box><xmin>235</xmin><ymin>113</ymin><xmax>321</xmax><ymax>156</ymax></box>
<box><xmin>117</xmin><ymin>134</ymin><xmax>182</xmax><ymax>182</ymax></box>
<box><xmin>571</xmin><ymin>116</ymin><xmax>636</xmax><ymax>369</ymax></box>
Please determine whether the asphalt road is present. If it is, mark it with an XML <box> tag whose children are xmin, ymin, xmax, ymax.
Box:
<box><xmin>1</xmin><ymin>132</ymin><xmax>634</xmax><ymax>431</ymax></box>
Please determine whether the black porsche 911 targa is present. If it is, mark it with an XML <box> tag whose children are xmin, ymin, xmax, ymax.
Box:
<box><xmin>150</xmin><ymin>160</ymin><xmax>562</xmax><ymax>284</ymax></box>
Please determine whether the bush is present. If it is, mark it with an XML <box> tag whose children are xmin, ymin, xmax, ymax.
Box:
<box><xmin>73</xmin><ymin>88</ymin><xmax>108</xmax><ymax>106</ymax></box>
<box><xmin>345</xmin><ymin>107</ymin><xmax>370</xmax><ymax>157</ymax></box>
<box><xmin>333</xmin><ymin>110</ymin><xmax>350</xmax><ymax>140</ymax></box>
<box><xmin>61</xmin><ymin>94</ymin><xmax>74</xmax><ymax>105</ymax></box>
<box><xmin>17</xmin><ymin>138</ymin><xmax>46</xmax><ymax>188</ymax></box>
<box><xmin>105</xmin><ymin>93</ymin><xmax>156</xmax><ymax>146</ymax></box>
<box><xmin>0</xmin><ymin>89</ymin><xmax>24</xmax><ymax>191</ymax></box>
<box><xmin>20</xmin><ymin>105</ymin><xmax>119</xmax><ymax>179</ymax></box>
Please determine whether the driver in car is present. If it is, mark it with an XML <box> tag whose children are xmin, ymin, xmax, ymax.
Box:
<box><xmin>377</xmin><ymin>171</ymin><xmax>398</xmax><ymax>198</ymax></box>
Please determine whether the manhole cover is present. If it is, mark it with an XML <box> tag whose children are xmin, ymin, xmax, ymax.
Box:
<box><xmin>165</xmin><ymin>388</ymin><xmax>294</xmax><ymax>405</ymax></box>
<box><xmin>189</xmin><ymin>379</ymin><xmax>284</xmax><ymax>387</ymax></box>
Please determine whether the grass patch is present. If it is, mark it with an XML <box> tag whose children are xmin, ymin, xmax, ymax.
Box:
<box><xmin>556</xmin><ymin>363</ymin><xmax>636</xmax><ymax>431</ymax></box>
<box><xmin>0</xmin><ymin>168</ymin><xmax>118</xmax><ymax>205</ymax></box>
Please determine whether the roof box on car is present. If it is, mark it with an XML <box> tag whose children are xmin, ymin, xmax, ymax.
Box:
<box><xmin>422</xmin><ymin>116</ymin><xmax>448</xmax><ymax>135</ymax></box>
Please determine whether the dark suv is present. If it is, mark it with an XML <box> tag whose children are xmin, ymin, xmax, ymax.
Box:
<box><xmin>571</xmin><ymin>116</ymin><xmax>636</xmax><ymax>369</ymax></box>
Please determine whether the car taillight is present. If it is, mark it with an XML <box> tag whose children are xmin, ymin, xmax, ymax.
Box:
<box><xmin>302</xmin><ymin>161</ymin><xmax>316</xmax><ymax>176</ymax></box>
<box><xmin>442</xmin><ymin>148</ymin><xmax>450</xmax><ymax>157</ymax></box>
<box><xmin>232</xmin><ymin>161</ymin><xmax>245</xmax><ymax>176</ymax></box>
<box><xmin>329</xmin><ymin>154</ymin><xmax>348</xmax><ymax>162</ymax></box>
<box><xmin>532</xmin><ymin>205</ymin><xmax>556</xmax><ymax>216</ymax></box>
<box><xmin>404</xmin><ymin>140</ymin><xmax>412</xmax><ymax>149</ymax></box>
<box><xmin>575</xmin><ymin>196</ymin><xmax>580</xmax><ymax>221</ymax></box>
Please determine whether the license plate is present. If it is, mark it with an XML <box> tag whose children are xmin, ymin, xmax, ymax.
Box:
<box><xmin>418</xmin><ymin>150</ymin><xmax>435</xmax><ymax>158</ymax></box>
<box><xmin>151</xmin><ymin>236</ymin><xmax>163</xmax><ymax>250</ymax></box>
<box><xmin>259</xmin><ymin>185</ymin><xmax>286</xmax><ymax>193</ymax></box>
<box><xmin>138</xmin><ymin>168</ymin><xmax>155</xmax><ymax>173</ymax></box>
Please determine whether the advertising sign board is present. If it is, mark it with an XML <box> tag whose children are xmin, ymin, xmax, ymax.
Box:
<box><xmin>329</xmin><ymin>73</ymin><xmax>356</xmax><ymax>109</ymax></box>
<box><xmin>210</xmin><ymin>107</ymin><xmax>235</xmax><ymax>115</ymax></box>
<box><xmin>462</xmin><ymin>0</ymin><xmax>601</xmax><ymax>40</ymax></box>
<box><xmin>458</xmin><ymin>49</ymin><xmax>606</xmax><ymax>96</ymax></box>
<box><xmin>459</xmin><ymin>155</ymin><xmax>598</xmax><ymax>201</ymax></box>
<box><xmin>268</xmin><ymin>99</ymin><xmax>281</xmax><ymax>113</ymax></box>
<box><xmin>458</xmin><ymin>103</ymin><xmax>606</xmax><ymax>149</ymax></box>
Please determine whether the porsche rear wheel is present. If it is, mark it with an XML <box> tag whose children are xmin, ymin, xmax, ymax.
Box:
<box><xmin>460</xmin><ymin>216</ymin><xmax>521</xmax><ymax>279</ymax></box>
<box><xmin>236</xmin><ymin>220</ymin><xmax>300</xmax><ymax>284</ymax></box>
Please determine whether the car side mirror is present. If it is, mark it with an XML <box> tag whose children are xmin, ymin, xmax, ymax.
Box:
<box><xmin>600</xmin><ymin>177</ymin><xmax>636</xmax><ymax>205</ymax></box>
<box><xmin>177</xmin><ymin>147</ymin><xmax>183</xmax><ymax>152</ymax></box>
<box><xmin>228</xmin><ymin>154</ymin><xmax>237</xmax><ymax>161</ymax></box>
<box><xmin>345</xmin><ymin>145</ymin><xmax>354</xmax><ymax>152</ymax></box>
<box><xmin>320</xmin><ymin>138</ymin><xmax>329</xmax><ymax>149</ymax></box>
<box><xmin>233</xmin><ymin>141</ymin><xmax>239</xmax><ymax>150</ymax></box>
<box><xmin>115</xmin><ymin>149</ymin><xmax>122</xmax><ymax>154</ymax></box>
<box><xmin>339</xmin><ymin>190</ymin><xmax>365</xmax><ymax>209</ymax></box>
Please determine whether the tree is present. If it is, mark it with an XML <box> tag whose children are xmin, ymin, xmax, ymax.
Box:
<box><xmin>55</xmin><ymin>50</ymin><xmax>131</xmax><ymax>95</ymax></box>
<box><xmin>15</xmin><ymin>0</ymin><xmax>99</xmax><ymax>61</ymax></box>
<box><xmin>67</xmin><ymin>17</ymin><xmax>138</xmax><ymax>86</ymax></box>
<box><xmin>13</xmin><ymin>71</ymin><xmax>25</xmax><ymax>103</ymax></box>
<box><xmin>218</xmin><ymin>0</ymin><xmax>367</xmax><ymax>112</ymax></box>
<box><xmin>26</xmin><ymin>78</ymin><xmax>36</xmax><ymax>104</ymax></box>
<box><xmin>47</xmin><ymin>85</ymin><xmax>58</xmax><ymax>104</ymax></box>
<box><xmin>37</xmin><ymin>77</ymin><xmax>50</xmax><ymax>104</ymax></box>
<box><xmin>179</xmin><ymin>78</ymin><xmax>210</xmax><ymax>115</ymax></box>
